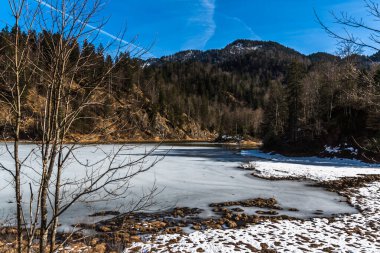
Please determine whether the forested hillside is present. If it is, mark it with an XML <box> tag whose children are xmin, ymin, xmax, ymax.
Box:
<box><xmin>0</xmin><ymin>27</ymin><xmax>379</xmax><ymax>154</ymax></box>
<box><xmin>139</xmin><ymin>39</ymin><xmax>380</xmax><ymax>156</ymax></box>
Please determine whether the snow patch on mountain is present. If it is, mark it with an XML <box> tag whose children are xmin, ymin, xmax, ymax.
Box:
<box><xmin>228</xmin><ymin>43</ymin><xmax>262</xmax><ymax>55</ymax></box>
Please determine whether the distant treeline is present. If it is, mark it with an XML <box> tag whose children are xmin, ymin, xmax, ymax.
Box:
<box><xmin>0</xmin><ymin>27</ymin><xmax>379</xmax><ymax>151</ymax></box>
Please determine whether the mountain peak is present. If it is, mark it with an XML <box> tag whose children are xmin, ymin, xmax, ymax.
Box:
<box><xmin>225</xmin><ymin>40</ymin><xmax>264</xmax><ymax>55</ymax></box>
<box><xmin>146</xmin><ymin>39</ymin><xmax>308</xmax><ymax>66</ymax></box>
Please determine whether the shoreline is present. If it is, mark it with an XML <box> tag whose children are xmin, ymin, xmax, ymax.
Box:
<box><xmin>0</xmin><ymin>139</ymin><xmax>263</xmax><ymax>149</ymax></box>
<box><xmin>0</xmin><ymin>138</ymin><xmax>214</xmax><ymax>144</ymax></box>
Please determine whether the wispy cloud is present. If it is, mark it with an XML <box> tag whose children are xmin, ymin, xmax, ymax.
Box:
<box><xmin>33</xmin><ymin>0</ymin><xmax>154</xmax><ymax>58</ymax></box>
<box><xmin>182</xmin><ymin>0</ymin><xmax>216</xmax><ymax>50</ymax></box>
<box><xmin>224</xmin><ymin>15</ymin><xmax>261</xmax><ymax>40</ymax></box>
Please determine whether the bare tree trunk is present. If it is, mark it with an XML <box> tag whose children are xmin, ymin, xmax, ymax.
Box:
<box><xmin>39</xmin><ymin>185</ymin><xmax>48</xmax><ymax>253</ymax></box>
<box><xmin>50</xmin><ymin>147</ymin><xmax>63</xmax><ymax>253</ymax></box>
<box><xmin>50</xmin><ymin>174</ymin><xmax>61</xmax><ymax>253</ymax></box>
<box><xmin>40</xmin><ymin>144</ymin><xmax>58</xmax><ymax>253</ymax></box>
<box><xmin>14</xmin><ymin>12</ymin><xmax>23</xmax><ymax>253</ymax></box>
<box><xmin>15</xmin><ymin>107</ymin><xmax>22</xmax><ymax>253</ymax></box>
<box><xmin>39</xmin><ymin>161</ymin><xmax>51</xmax><ymax>253</ymax></box>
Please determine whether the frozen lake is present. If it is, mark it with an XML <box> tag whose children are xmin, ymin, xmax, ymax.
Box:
<box><xmin>0</xmin><ymin>143</ymin><xmax>357</xmax><ymax>227</ymax></box>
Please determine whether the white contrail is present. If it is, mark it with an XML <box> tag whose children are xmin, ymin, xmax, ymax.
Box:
<box><xmin>225</xmin><ymin>15</ymin><xmax>261</xmax><ymax>40</ymax></box>
<box><xmin>33</xmin><ymin>0</ymin><xmax>155</xmax><ymax>58</ymax></box>
<box><xmin>183</xmin><ymin>0</ymin><xmax>216</xmax><ymax>50</ymax></box>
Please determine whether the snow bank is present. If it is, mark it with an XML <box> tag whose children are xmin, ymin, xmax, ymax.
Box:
<box><xmin>125</xmin><ymin>182</ymin><xmax>380</xmax><ymax>252</ymax></box>
<box><xmin>241</xmin><ymin>150</ymin><xmax>380</xmax><ymax>181</ymax></box>
<box><xmin>324</xmin><ymin>144</ymin><xmax>358</xmax><ymax>156</ymax></box>
<box><xmin>241</xmin><ymin>149</ymin><xmax>377</xmax><ymax>167</ymax></box>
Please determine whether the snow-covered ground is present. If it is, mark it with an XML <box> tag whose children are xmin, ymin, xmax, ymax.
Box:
<box><xmin>125</xmin><ymin>150</ymin><xmax>380</xmax><ymax>253</ymax></box>
<box><xmin>241</xmin><ymin>150</ymin><xmax>380</xmax><ymax>181</ymax></box>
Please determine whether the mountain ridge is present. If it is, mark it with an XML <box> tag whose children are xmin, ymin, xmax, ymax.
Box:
<box><xmin>146</xmin><ymin>39</ymin><xmax>380</xmax><ymax>67</ymax></box>
<box><xmin>147</xmin><ymin>39</ymin><xmax>310</xmax><ymax>66</ymax></box>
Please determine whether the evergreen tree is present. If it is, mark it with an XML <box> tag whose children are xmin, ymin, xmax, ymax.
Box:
<box><xmin>285</xmin><ymin>61</ymin><xmax>305</xmax><ymax>142</ymax></box>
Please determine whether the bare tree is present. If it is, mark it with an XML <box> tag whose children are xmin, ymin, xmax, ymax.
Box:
<box><xmin>0</xmin><ymin>0</ymin><xmax>160</xmax><ymax>252</ymax></box>
<box><xmin>315</xmin><ymin>0</ymin><xmax>380</xmax><ymax>109</ymax></box>
<box><xmin>0</xmin><ymin>1</ymin><xmax>40</xmax><ymax>252</ymax></box>
<box><xmin>316</xmin><ymin>0</ymin><xmax>380</xmax><ymax>160</ymax></box>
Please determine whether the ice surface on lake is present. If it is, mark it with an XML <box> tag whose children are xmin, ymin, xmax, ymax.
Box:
<box><xmin>0</xmin><ymin>144</ymin><xmax>357</xmax><ymax>227</ymax></box>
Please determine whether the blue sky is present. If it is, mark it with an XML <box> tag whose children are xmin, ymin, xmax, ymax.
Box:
<box><xmin>0</xmin><ymin>0</ymin><xmax>373</xmax><ymax>57</ymax></box>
